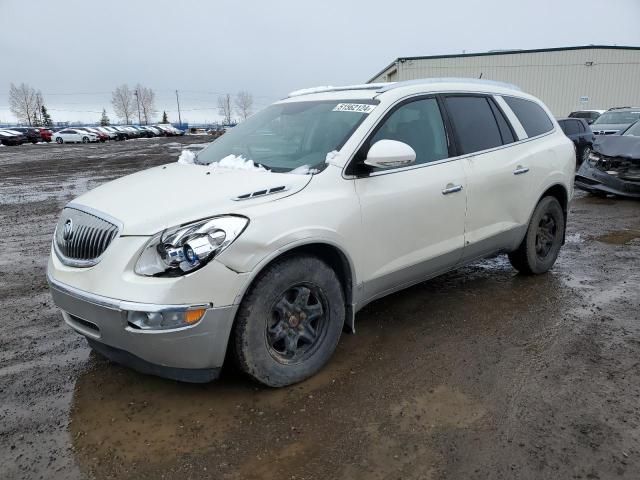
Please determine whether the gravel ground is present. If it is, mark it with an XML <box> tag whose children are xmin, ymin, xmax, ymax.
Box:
<box><xmin>1</xmin><ymin>137</ymin><xmax>639</xmax><ymax>480</ymax></box>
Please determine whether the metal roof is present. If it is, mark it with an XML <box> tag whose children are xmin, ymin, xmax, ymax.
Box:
<box><xmin>367</xmin><ymin>45</ymin><xmax>640</xmax><ymax>83</ymax></box>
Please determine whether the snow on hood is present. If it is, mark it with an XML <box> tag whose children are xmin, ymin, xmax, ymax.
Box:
<box><xmin>594</xmin><ymin>135</ymin><xmax>640</xmax><ymax>160</ymax></box>
<box><xmin>177</xmin><ymin>149</ymin><xmax>325</xmax><ymax>174</ymax></box>
<box><xmin>72</xmin><ymin>162</ymin><xmax>313</xmax><ymax>235</ymax></box>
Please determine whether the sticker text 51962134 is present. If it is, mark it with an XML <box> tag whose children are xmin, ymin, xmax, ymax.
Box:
<box><xmin>332</xmin><ymin>103</ymin><xmax>376</xmax><ymax>114</ymax></box>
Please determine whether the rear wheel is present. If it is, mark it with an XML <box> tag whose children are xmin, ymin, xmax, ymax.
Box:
<box><xmin>56</xmin><ymin>137</ymin><xmax>63</xmax><ymax>144</ymax></box>
<box><xmin>233</xmin><ymin>255</ymin><xmax>344</xmax><ymax>387</ymax></box>
<box><xmin>508</xmin><ymin>196</ymin><xmax>565</xmax><ymax>275</ymax></box>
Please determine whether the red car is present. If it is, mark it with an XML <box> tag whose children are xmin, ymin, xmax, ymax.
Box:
<box><xmin>38</xmin><ymin>128</ymin><xmax>53</xmax><ymax>143</ymax></box>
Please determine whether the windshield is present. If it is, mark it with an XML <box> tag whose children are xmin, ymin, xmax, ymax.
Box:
<box><xmin>593</xmin><ymin>111</ymin><xmax>640</xmax><ymax>125</ymax></box>
<box><xmin>622</xmin><ymin>121</ymin><xmax>640</xmax><ymax>137</ymax></box>
<box><xmin>195</xmin><ymin>100</ymin><xmax>376</xmax><ymax>172</ymax></box>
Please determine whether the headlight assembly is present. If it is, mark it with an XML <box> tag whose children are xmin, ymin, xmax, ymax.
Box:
<box><xmin>588</xmin><ymin>152</ymin><xmax>601</xmax><ymax>165</ymax></box>
<box><xmin>134</xmin><ymin>215</ymin><xmax>248</xmax><ymax>277</ymax></box>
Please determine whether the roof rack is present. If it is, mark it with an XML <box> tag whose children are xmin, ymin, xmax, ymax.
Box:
<box><xmin>287</xmin><ymin>83</ymin><xmax>392</xmax><ymax>98</ymax></box>
<box><xmin>287</xmin><ymin>77</ymin><xmax>522</xmax><ymax>99</ymax></box>
<box><xmin>606</xmin><ymin>106</ymin><xmax>640</xmax><ymax>111</ymax></box>
<box><xmin>375</xmin><ymin>77</ymin><xmax>522</xmax><ymax>93</ymax></box>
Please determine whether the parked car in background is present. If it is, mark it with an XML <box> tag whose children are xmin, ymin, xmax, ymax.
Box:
<box><xmin>0</xmin><ymin>129</ymin><xmax>27</xmax><ymax>146</ymax></box>
<box><xmin>568</xmin><ymin>109</ymin><xmax>605</xmax><ymax>125</ymax></box>
<box><xmin>575</xmin><ymin>120</ymin><xmax>640</xmax><ymax>198</ymax></box>
<box><xmin>77</xmin><ymin>128</ymin><xmax>108</xmax><ymax>142</ymax></box>
<box><xmin>47</xmin><ymin>79</ymin><xmax>575</xmax><ymax>387</ymax></box>
<box><xmin>38</xmin><ymin>128</ymin><xmax>53</xmax><ymax>143</ymax></box>
<box><xmin>105</xmin><ymin>127</ymin><xmax>128</xmax><ymax>141</ymax></box>
<box><xmin>557</xmin><ymin>118</ymin><xmax>595</xmax><ymax>165</ymax></box>
<box><xmin>54</xmin><ymin>128</ymin><xmax>99</xmax><ymax>144</ymax></box>
<box><xmin>591</xmin><ymin>107</ymin><xmax>640</xmax><ymax>135</ymax></box>
<box><xmin>11</xmin><ymin>127</ymin><xmax>42</xmax><ymax>144</ymax></box>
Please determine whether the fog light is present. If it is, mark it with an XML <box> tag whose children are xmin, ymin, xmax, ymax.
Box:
<box><xmin>127</xmin><ymin>307</ymin><xmax>207</xmax><ymax>330</ymax></box>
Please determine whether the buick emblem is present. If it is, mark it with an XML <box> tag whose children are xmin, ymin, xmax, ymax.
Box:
<box><xmin>62</xmin><ymin>219</ymin><xmax>74</xmax><ymax>241</ymax></box>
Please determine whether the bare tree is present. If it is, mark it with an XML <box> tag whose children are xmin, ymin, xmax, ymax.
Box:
<box><xmin>234</xmin><ymin>91</ymin><xmax>254</xmax><ymax>121</ymax></box>
<box><xmin>9</xmin><ymin>83</ymin><xmax>38</xmax><ymax>125</ymax></box>
<box><xmin>33</xmin><ymin>91</ymin><xmax>45</xmax><ymax>126</ymax></box>
<box><xmin>111</xmin><ymin>84</ymin><xmax>136</xmax><ymax>124</ymax></box>
<box><xmin>217</xmin><ymin>93</ymin><xmax>233</xmax><ymax>125</ymax></box>
<box><xmin>135</xmin><ymin>84</ymin><xmax>157</xmax><ymax>125</ymax></box>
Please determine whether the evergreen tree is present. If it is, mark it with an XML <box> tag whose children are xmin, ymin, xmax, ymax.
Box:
<box><xmin>32</xmin><ymin>112</ymin><xmax>42</xmax><ymax>127</ymax></box>
<box><xmin>100</xmin><ymin>108</ymin><xmax>110</xmax><ymax>126</ymax></box>
<box><xmin>41</xmin><ymin>105</ymin><xmax>53</xmax><ymax>127</ymax></box>
<box><xmin>162</xmin><ymin>110</ymin><xmax>169</xmax><ymax>123</ymax></box>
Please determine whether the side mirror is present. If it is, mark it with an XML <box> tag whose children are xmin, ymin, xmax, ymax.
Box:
<box><xmin>587</xmin><ymin>119</ymin><xmax>594</xmax><ymax>125</ymax></box>
<box><xmin>364</xmin><ymin>139</ymin><xmax>416</xmax><ymax>169</ymax></box>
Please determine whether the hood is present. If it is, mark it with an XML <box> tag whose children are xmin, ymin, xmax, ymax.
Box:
<box><xmin>593</xmin><ymin>135</ymin><xmax>640</xmax><ymax>160</ymax></box>
<box><xmin>591</xmin><ymin>123</ymin><xmax>625</xmax><ymax>134</ymax></box>
<box><xmin>71</xmin><ymin>162</ymin><xmax>313</xmax><ymax>235</ymax></box>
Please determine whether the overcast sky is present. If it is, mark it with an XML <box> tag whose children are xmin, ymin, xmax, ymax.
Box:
<box><xmin>1</xmin><ymin>0</ymin><xmax>639</xmax><ymax>124</ymax></box>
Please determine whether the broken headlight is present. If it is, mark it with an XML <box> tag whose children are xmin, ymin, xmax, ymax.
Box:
<box><xmin>135</xmin><ymin>215</ymin><xmax>248</xmax><ymax>276</ymax></box>
<box><xmin>587</xmin><ymin>152</ymin><xmax>601</xmax><ymax>166</ymax></box>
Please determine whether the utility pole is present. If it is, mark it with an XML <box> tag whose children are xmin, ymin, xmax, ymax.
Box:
<box><xmin>175</xmin><ymin>90</ymin><xmax>182</xmax><ymax>127</ymax></box>
<box><xmin>134</xmin><ymin>89</ymin><xmax>142</xmax><ymax>125</ymax></box>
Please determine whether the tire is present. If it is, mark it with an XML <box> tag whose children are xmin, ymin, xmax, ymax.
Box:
<box><xmin>82</xmin><ymin>136</ymin><xmax>89</xmax><ymax>143</ymax></box>
<box><xmin>508</xmin><ymin>196</ymin><xmax>565</xmax><ymax>275</ymax></box>
<box><xmin>56</xmin><ymin>137</ymin><xmax>63</xmax><ymax>144</ymax></box>
<box><xmin>233</xmin><ymin>255</ymin><xmax>345</xmax><ymax>387</ymax></box>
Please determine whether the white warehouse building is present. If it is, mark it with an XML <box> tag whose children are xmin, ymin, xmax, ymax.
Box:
<box><xmin>367</xmin><ymin>45</ymin><xmax>640</xmax><ymax>117</ymax></box>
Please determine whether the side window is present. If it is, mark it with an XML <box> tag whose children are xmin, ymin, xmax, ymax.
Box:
<box><xmin>444</xmin><ymin>95</ymin><xmax>503</xmax><ymax>154</ymax></box>
<box><xmin>563</xmin><ymin>121</ymin><xmax>579</xmax><ymax>136</ymax></box>
<box><xmin>503</xmin><ymin>96</ymin><xmax>554</xmax><ymax>137</ymax></box>
<box><xmin>369</xmin><ymin>97</ymin><xmax>448</xmax><ymax>165</ymax></box>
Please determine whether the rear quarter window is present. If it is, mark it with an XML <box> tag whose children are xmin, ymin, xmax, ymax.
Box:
<box><xmin>503</xmin><ymin>96</ymin><xmax>554</xmax><ymax>138</ymax></box>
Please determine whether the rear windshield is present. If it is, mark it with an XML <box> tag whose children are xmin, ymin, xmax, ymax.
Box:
<box><xmin>195</xmin><ymin>100</ymin><xmax>376</xmax><ymax>173</ymax></box>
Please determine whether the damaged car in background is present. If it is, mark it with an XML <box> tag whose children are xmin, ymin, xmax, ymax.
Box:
<box><xmin>576</xmin><ymin>120</ymin><xmax>640</xmax><ymax>198</ymax></box>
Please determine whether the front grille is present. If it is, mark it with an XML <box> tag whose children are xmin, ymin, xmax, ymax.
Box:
<box><xmin>54</xmin><ymin>207</ymin><xmax>119</xmax><ymax>267</ymax></box>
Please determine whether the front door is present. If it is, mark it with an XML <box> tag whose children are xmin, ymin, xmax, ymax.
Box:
<box><xmin>353</xmin><ymin>96</ymin><xmax>467</xmax><ymax>303</ymax></box>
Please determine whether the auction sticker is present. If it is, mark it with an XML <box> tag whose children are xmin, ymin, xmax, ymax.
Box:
<box><xmin>333</xmin><ymin>103</ymin><xmax>376</xmax><ymax>113</ymax></box>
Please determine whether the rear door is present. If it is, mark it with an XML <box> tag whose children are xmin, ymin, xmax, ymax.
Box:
<box><xmin>353</xmin><ymin>96</ymin><xmax>467</xmax><ymax>302</ymax></box>
<box><xmin>443</xmin><ymin>94</ymin><xmax>552</xmax><ymax>261</ymax></box>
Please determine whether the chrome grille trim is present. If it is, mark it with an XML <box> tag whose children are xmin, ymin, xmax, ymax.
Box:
<box><xmin>53</xmin><ymin>205</ymin><xmax>121</xmax><ymax>268</ymax></box>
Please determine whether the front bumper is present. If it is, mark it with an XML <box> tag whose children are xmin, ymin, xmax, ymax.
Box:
<box><xmin>575</xmin><ymin>162</ymin><xmax>640</xmax><ymax>198</ymax></box>
<box><xmin>48</xmin><ymin>275</ymin><xmax>238</xmax><ymax>382</ymax></box>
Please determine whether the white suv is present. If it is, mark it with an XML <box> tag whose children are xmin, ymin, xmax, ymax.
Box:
<box><xmin>47</xmin><ymin>79</ymin><xmax>575</xmax><ymax>387</ymax></box>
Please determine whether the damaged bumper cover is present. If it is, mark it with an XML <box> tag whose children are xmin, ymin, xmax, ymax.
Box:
<box><xmin>575</xmin><ymin>138</ymin><xmax>640</xmax><ymax>198</ymax></box>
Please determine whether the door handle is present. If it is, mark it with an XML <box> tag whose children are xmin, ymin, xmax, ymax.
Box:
<box><xmin>442</xmin><ymin>184</ymin><xmax>463</xmax><ymax>195</ymax></box>
<box><xmin>513</xmin><ymin>166</ymin><xmax>529</xmax><ymax>175</ymax></box>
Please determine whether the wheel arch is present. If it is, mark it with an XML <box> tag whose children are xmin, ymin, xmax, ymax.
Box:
<box><xmin>232</xmin><ymin>241</ymin><xmax>357</xmax><ymax>333</ymax></box>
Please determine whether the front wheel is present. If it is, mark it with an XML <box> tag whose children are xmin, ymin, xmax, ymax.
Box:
<box><xmin>82</xmin><ymin>136</ymin><xmax>89</xmax><ymax>143</ymax></box>
<box><xmin>56</xmin><ymin>137</ymin><xmax>63</xmax><ymax>144</ymax></box>
<box><xmin>233</xmin><ymin>255</ymin><xmax>345</xmax><ymax>387</ymax></box>
<box><xmin>508</xmin><ymin>196</ymin><xmax>565</xmax><ymax>275</ymax></box>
